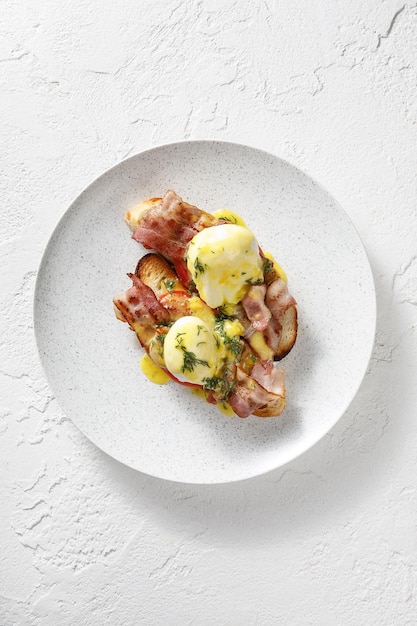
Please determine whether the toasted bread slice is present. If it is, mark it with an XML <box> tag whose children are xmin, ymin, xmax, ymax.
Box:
<box><xmin>136</xmin><ymin>253</ymin><xmax>184</xmax><ymax>298</ymax></box>
<box><xmin>253</xmin><ymin>394</ymin><xmax>286</xmax><ymax>417</ymax></box>
<box><xmin>275</xmin><ymin>305</ymin><xmax>298</xmax><ymax>360</ymax></box>
<box><xmin>137</xmin><ymin>253</ymin><xmax>215</xmax><ymax>323</ymax></box>
<box><xmin>124</xmin><ymin>198</ymin><xmax>162</xmax><ymax>232</ymax></box>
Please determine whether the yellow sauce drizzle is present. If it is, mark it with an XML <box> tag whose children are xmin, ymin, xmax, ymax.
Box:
<box><xmin>191</xmin><ymin>387</ymin><xmax>206</xmax><ymax>401</ymax></box>
<box><xmin>248</xmin><ymin>331</ymin><xmax>274</xmax><ymax>361</ymax></box>
<box><xmin>187</xmin><ymin>296</ymin><xmax>216</xmax><ymax>325</ymax></box>
<box><xmin>191</xmin><ymin>388</ymin><xmax>236</xmax><ymax>417</ymax></box>
<box><xmin>263</xmin><ymin>250</ymin><xmax>288</xmax><ymax>283</ymax></box>
<box><xmin>217</xmin><ymin>402</ymin><xmax>236</xmax><ymax>417</ymax></box>
<box><xmin>212</xmin><ymin>208</ymin><xmax>247</xmax><ymax>227</ymax></box>
<box><xmin>140</xmin><ymin>354</ymin><xmax>171</xmax><ymax>384</ymax></box>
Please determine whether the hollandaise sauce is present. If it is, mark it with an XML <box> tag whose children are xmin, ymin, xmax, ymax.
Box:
<box><xmin>263</xmin><ymin>250</ymin><xmax>288</xmax><ymax>283</ymax></box>
<box><xmin>191</xmin><ymin>387</ymin><xmax>236</xmax><ymax>417</ymax></box>
<box><xmin>212</xmin><ymin>208</ymin><xmax>247</xmax><ymax>227</ymax></box>
<box><xmin>140</xmin><ymin>354</ymin><xmax>171</xmax><ymax>384</ymax></box>
<box><xmin>217</xmin><ymin>402</ymin><xmax>236</xmax><ymax>417</ymax></box>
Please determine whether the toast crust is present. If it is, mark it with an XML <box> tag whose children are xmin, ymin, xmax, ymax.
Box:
<box><xmin>136</xmin><ymin>253</ymin><xmax>182</xmax><ymax>297</ymax></box>
<box><xmin>253</xmin><ymin>395</ymin><xmax>286</xmax><ymax>417</ymax></box>
<box><xmin>275</xmin><ymin>305</ymin><xmax>298</xmax><ymax>361</ymax></box>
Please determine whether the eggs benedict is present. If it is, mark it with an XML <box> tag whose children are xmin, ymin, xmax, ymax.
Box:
<box><xmin>113</xmin><ymin>190</ymin><xmax>298</xmax><ymax>419</ymax></box>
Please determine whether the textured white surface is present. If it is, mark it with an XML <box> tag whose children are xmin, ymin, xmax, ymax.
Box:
<box><xmin>1</xmin><ymin>0</ymin><xmax>417</xmax><ymax>623</ymax></box>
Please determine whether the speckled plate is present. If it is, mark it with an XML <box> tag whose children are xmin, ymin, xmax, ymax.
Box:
<box><xmin>34</xmin><ymin>140</ymin><xmax>376</xmax><ymax>484</ymax></box>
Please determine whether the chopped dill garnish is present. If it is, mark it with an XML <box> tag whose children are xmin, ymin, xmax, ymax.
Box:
<box><xmin>175</xmin><ymin>334</ymin><xmax>209</xmax><ymax>373</ymax></box>
<box><xmin>245</xmin><ymin>277</ymin><xmax>263</xmax><ymax>286</ymax></box>
<box><xmin>215</xmin><ymin>307</ymin><xmax>235</xmax><ymax>322</ymax></box>
<box><xmin>187</xmin><ymin>280</ymin><xmax>198</xmax><ymax>296</ymax></box>
<box><xmin>193</xmin><ymin>257</ymin><xmax>207</xmax><ymax>276</ymax></box>
<box><xmin>217</xmin><ymin>214</ymin><xmax>237</xmax><ymax>224</ymax></box>
<box><xmin>214</xmin><ymin>314</ymin><xmax>243</xmax><ymax>360</ymax></box>
<box><xmin>156</xmin><ymin>320</ymin><xmax>173</xmax><ymax>328</ymax></box>
<box><xmin>203</xmin><ymin>376</ymin><xmax>236</xmax><ymax>401</ymax></box>
<box><xmin>163</xmin><ymin>279</ymin><xmax>176</xmax><ymax>293</ymax></box>
<box><xmin>224</xmin><ymin>335</ymin><xmax>242</xmax><ymax>358</ymax></box>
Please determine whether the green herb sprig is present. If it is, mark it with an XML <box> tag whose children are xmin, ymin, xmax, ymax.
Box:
<box><xmin>203</xmin><ymin>376</ymin><xmax>236</xmax><ymax>401</ymax></box>
<box><xmin>193</xmin><ymin>257</ymin><xmax>207</xmax><ymax>276</ymax></box>
<box><xmin>175</xmin><ymin>334</ymin><xmax>209</xmax><ymax>373</ymax></box>
<box><xmin>163</xmin><ymin>279</ymin><xmax>176</xmax><ymax>293</ymax></box>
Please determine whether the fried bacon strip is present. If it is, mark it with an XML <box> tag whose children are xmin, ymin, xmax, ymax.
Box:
<box><xmin>266</xmin><ymin>278</ymin><xmax>297</xmax><ymax>321</ymax></box>
<box><xmin>132</xmin><ymin>190</ymin><xmax>219</xmax><ymax>266</ymax></box>
<box><xmin>113</xmin><ymin>273</ymin><xmax>169</xmax><ymax>327</ymax></box>
<box><xmin>242</xmin><ymin>284</ymin><xmax>271</xmax><ymax>331</ymax></box>
<box><xmin>228</xmin><ymin>366</ymin><xmax>285</xmax><ymax>419</ymax></box>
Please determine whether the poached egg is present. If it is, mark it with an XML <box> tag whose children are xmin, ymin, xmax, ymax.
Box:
<box><xmin>185</xmin><ymin>223</ymin><xmax>263</xmax><ymax>308</ymax></box>
<box><xmin>163</xmin><ymin>316</ymin><xmax>218</xmax><ymax>384</ymax></box>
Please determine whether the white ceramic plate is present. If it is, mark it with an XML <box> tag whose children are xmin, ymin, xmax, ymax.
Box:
<box><xmin>34</xmin><ymin>141</ymin><xmax>376</xmax><ymax>484</ymax></box>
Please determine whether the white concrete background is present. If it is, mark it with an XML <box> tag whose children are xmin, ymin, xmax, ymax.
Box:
<box><xmin>1</xmin><ymin>0</ymin><xmax>417</xmax><ymax>624</ymax></box>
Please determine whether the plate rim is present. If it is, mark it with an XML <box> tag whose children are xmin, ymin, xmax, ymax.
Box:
<box><xmin>33</xmin><ymin>139</ymin><xmax>377</xmax><ymax>484</ymax></box>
